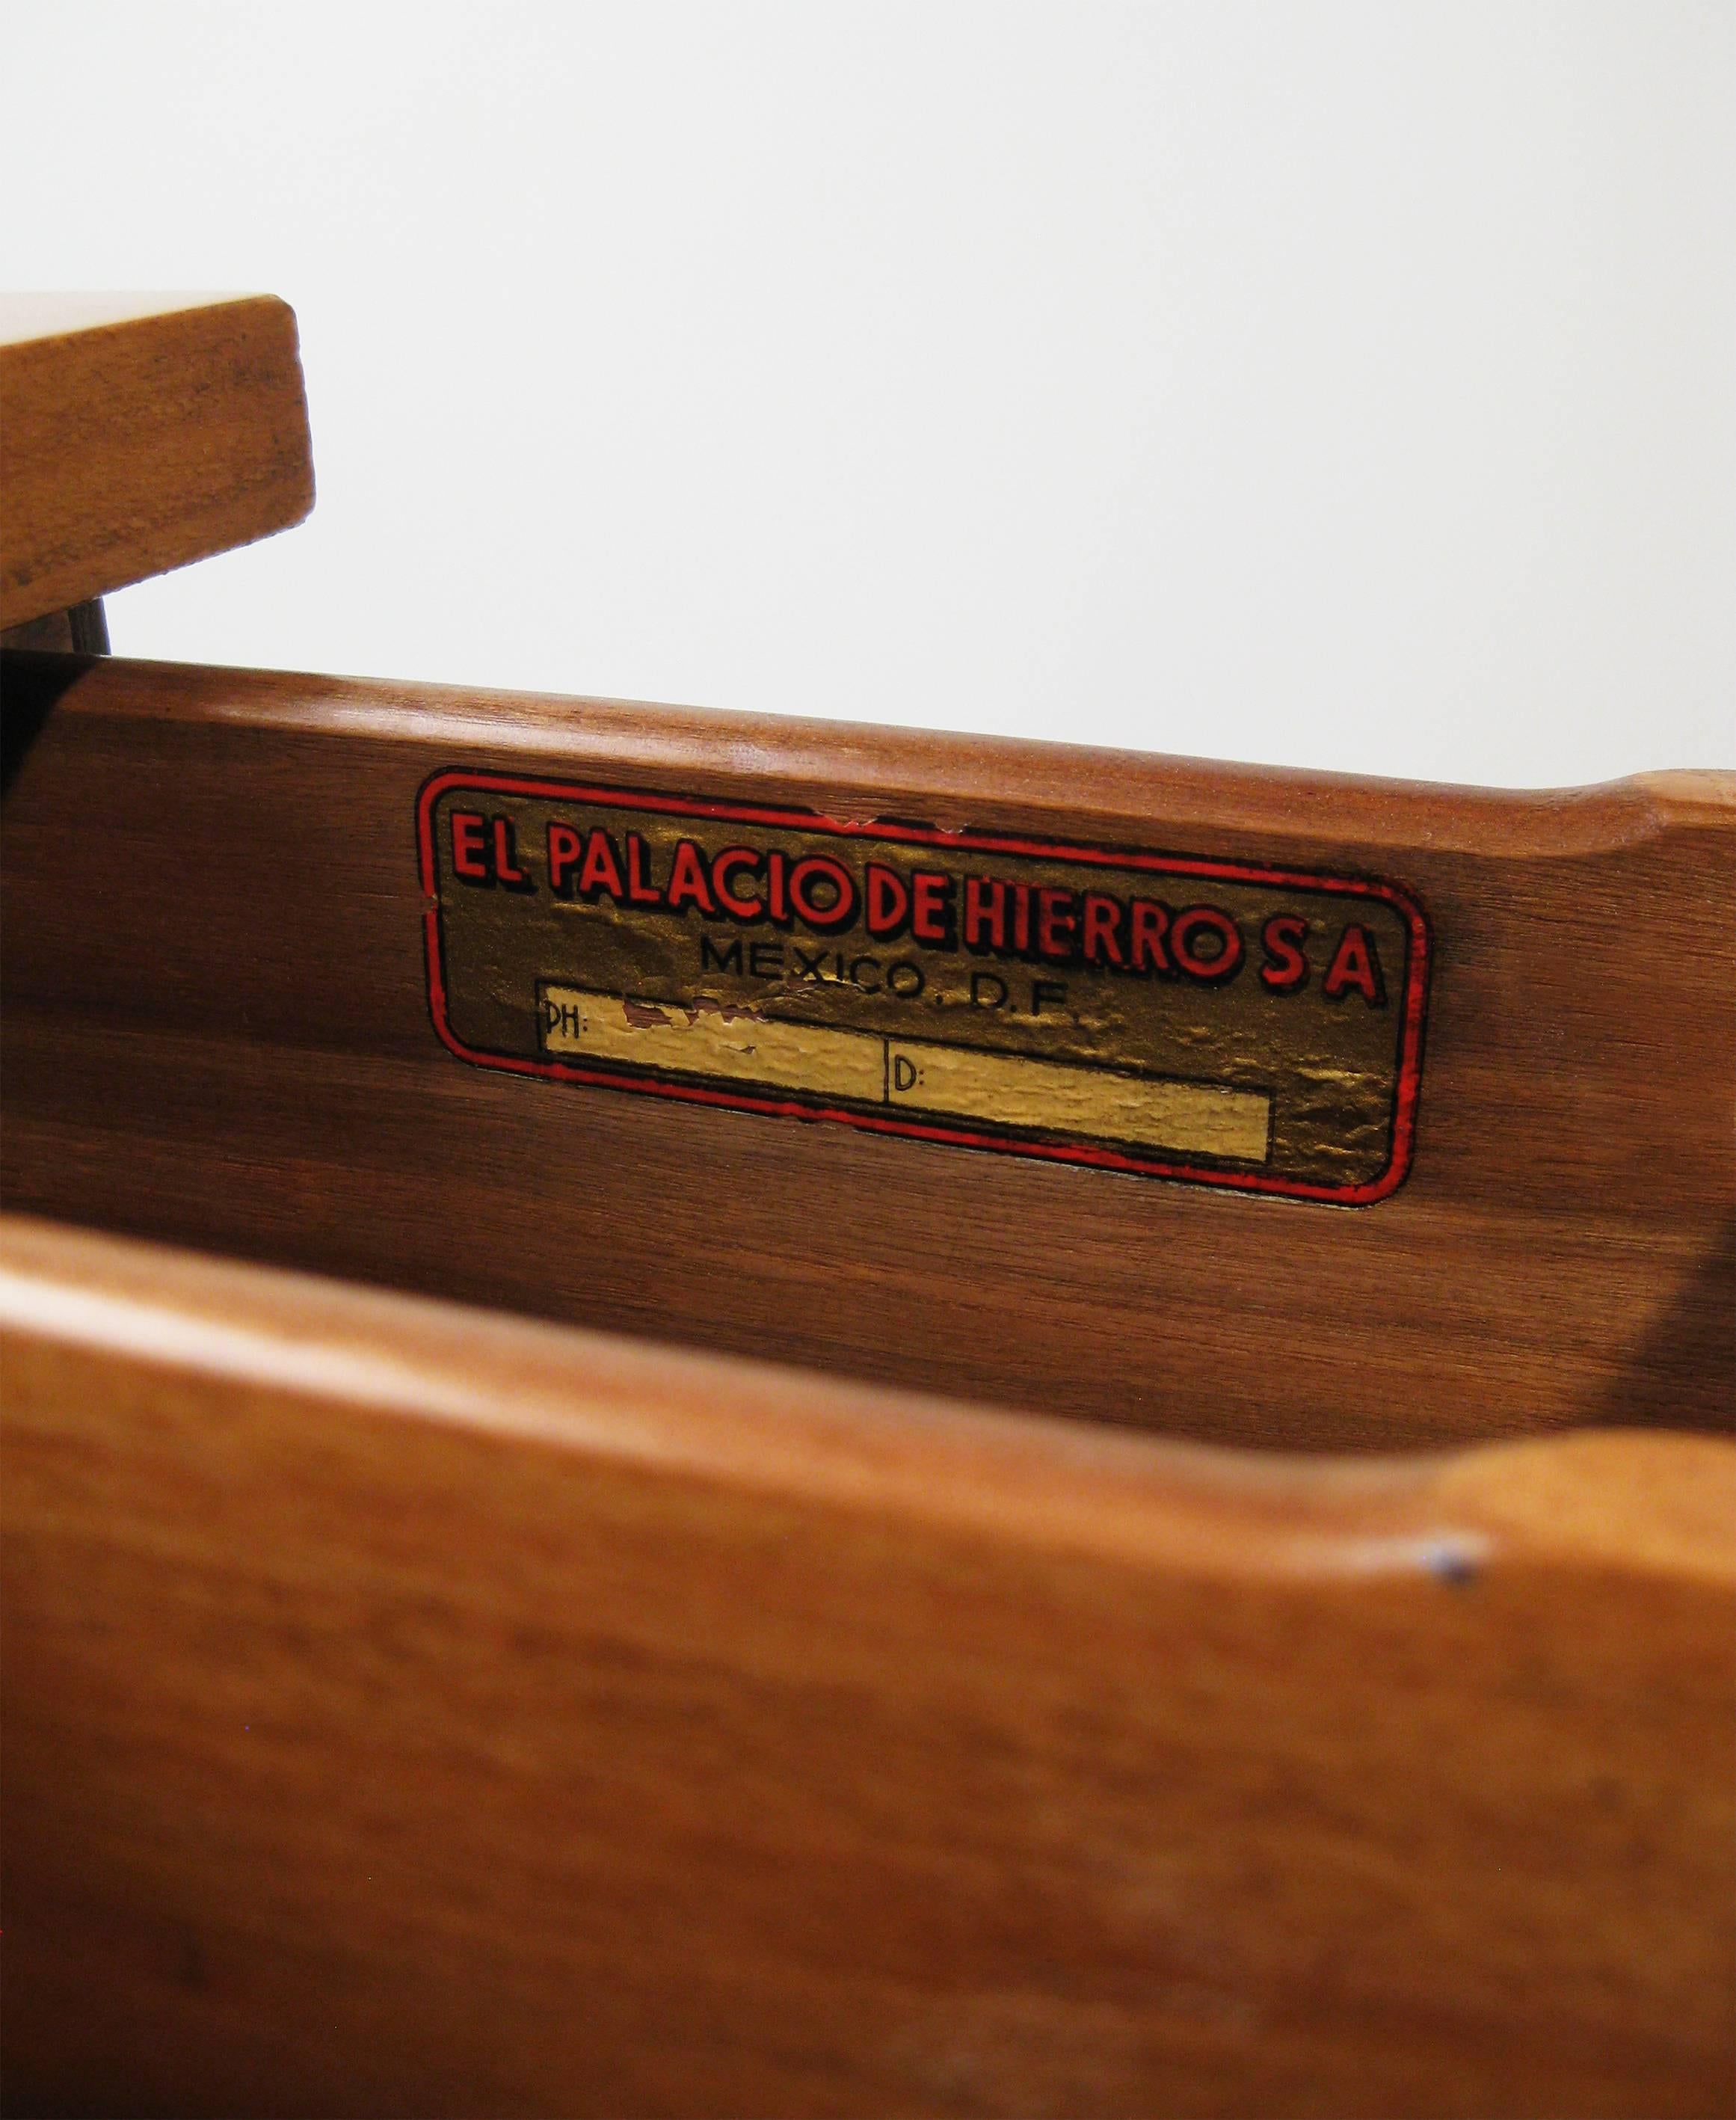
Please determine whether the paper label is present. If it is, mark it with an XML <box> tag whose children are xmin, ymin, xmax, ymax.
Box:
<box><xmin>419</xmin><ymin>771</ymin><xmax>1429</xmax><ymax>1202</ymax></box>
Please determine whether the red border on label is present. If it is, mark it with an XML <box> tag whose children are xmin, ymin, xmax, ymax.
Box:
<box><xmin>416</xmin><ymin>770</ymin><xmax>1431</xmax><ymax>1205</ymax></box>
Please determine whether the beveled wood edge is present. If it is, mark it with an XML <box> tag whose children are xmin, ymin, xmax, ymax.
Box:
<box><xmin>4</xmin><ymin>1211</ymin><xmax>1729</xmax><ymax>1588</ymax></box>
<box><xmin>0</xmin><ymin>293</ymin><xmax>262</xmax><ymax>349</ymax></box>
<box><xmin>13</xmin><ymin>651</ymin><xmax>1732</xmax><ymax>860</ymax></box>
<box><xmin>0</xmin><ymin>297</ymin><xmax>314</xmax><ymax>628</ymax></box>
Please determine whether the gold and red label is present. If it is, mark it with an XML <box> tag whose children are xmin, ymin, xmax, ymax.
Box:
<box><xmin>418</xmin><ymin>772</ymin><xmax>1429</xmax><ymax>1203</ymax></box>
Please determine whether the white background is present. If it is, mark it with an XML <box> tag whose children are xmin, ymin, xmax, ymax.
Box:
<box><xmin>4</xmin><ymin>2</ymin><xmax>1730</xmax><ymax>786</ymax></box>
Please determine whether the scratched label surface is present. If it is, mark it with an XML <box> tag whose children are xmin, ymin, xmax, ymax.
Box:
<box><xmin>418</xmin><ymin>772</ymin><xmax>1429</xmax><ymax>1202</ymax></box>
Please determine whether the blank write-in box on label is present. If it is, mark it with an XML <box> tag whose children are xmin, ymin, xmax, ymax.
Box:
<box><xmin>539</xmin><ymin>985</ymin><xmax>1272</xmax><ymax>1164</ymax></box>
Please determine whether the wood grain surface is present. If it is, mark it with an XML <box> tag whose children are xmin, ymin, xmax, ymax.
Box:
<box><xmin>0</xmin><ymin>296</ymin><xmax>313</xmax><ymax>629</ymax></box>
<box><xmin>3</xmin><ymin>1211</ymin><xmax>1732</xmax><ymax>2120</ymax></box>
<box><xmin>1</xmin><ymin>651</ymin><xmax>1730</xmax><ymax>1449</ymax></box>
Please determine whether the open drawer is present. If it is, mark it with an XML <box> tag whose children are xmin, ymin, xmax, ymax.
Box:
<box><xmin>2</xmin><ymin>295</ymin><xmax>1732</xmax><ymax>2119</ymax></box>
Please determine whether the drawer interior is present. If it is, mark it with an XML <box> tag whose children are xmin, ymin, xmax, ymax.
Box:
<box><xmin>3</xmin><ymin>647</ymin><xmax>1731</xmax><ymax>1450</ymax></box>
